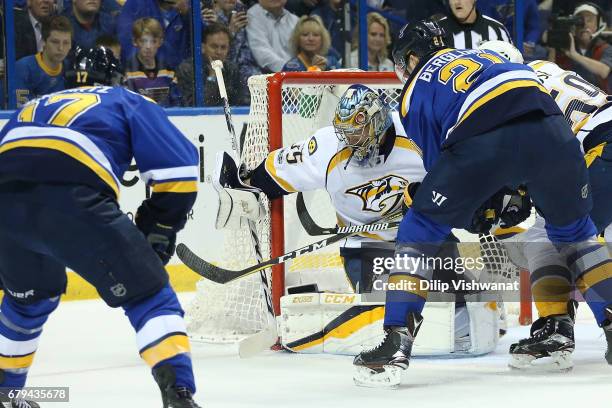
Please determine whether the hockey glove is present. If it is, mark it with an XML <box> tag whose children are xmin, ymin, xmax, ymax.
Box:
<box><xmin>469</xmin><ymin>187</ymin><xmax>532</xmax><ymax>234</ymax></box>
<box><xmin>498</xmin><ymin>188</ymin><xmax>532</xmax><ymax>229</ymax></box>
<box><xmin>135</xmin><ymin>206</ymin><xmax>177</xmax><ymax>265</ymax></box>
<box><xmin>401</xmin><ymin>182</ymin><xmax>421</xmax><ymax>215</ymax></box>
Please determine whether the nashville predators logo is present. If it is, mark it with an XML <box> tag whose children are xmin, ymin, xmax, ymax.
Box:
<box><xmin>346</xmin><ymin>174</ymin><xmax>409</xmax><ymax>214</ymax></box>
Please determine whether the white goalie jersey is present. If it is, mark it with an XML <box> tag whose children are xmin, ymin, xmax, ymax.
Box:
<box><xmin>528</xmin><ymin>60</ymin><xmax>610</xmax><ymax>152</ymax></box>
<box><xmin>256</xmin><ymin>112</ymin><xmax>426</xmax><ymax>246</ymax></box>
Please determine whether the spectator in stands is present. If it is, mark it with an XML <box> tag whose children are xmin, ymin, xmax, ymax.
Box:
<box><xmin>96</xmin><ymin>34</ymin><xmax>121</xmax><ymax>62</ymax></box>
<box><xmin>478</xmin><ymin>0</ymin><xmax>541</xmax><ymax>58</ymax></box>
<box><xmin>117</xmin><ymin>0</ymin><xmax>191</xmax><ymax>69</ymax></box>
<box><xmin>437</xmin><ymin>0</ymin><xmax>512</xmax><ymax>49</ymax></box>
<box><xmin>213</xmin><ymin>0</ymin><xmax>261</xmax><ymax>89</ymax></box>
<box><xmin>312</xmin><ymin>0</ymin><xmax>350</xmax><ymax>63</ymax></box>
<box><xmin>283</xmin><ymin>15</ymin><xmax>340</xmax><ymax>71</ymax></box>
<box><xmin>61</xmin><ymin>0</ymin><xmax>123</xmax><ymax>17</ymax></box>
<box><xmin>14</xmin><ymin>0</ymin><xmax>56</xmax><ymax>61</ymax></box>
<box><xmin>349</xmin><ymin>12</ymin><xmax>393</xmax><ymax>71</ymax></box>
<box><xmin>247</xmin><ymin>0</ymin><xmax>299</xmax><ymax>72</ymax></box>
<box><xmin>62</xmin><ymin>0</ymin><xmax>116</xmax><ymax>50</ymax></box>
<box><xmin>388</xmin><ymin>0</ymin><xmax>446</xmax><ymax>25</ymax></box>
<box><xmin>15</xmin><ymin>16</ymin><xmax>72</xmax><ymax>107</ymax></box>
<box><xmin>177</xmin><ymin>23</ymin><xmax>248</xmax><ymax>106</ymax></box>
<box><xmin>556</xmin><ymin>2</ymin><xmax>611</xmax><ymax>92</ymax></box>
<box><xmin>124</xmin><ymin>17</ymin><xmax>182</xmax><ymax>107</ymax></box>
<box><xmin>285</xmin><ymin>0</ymin><xmax>319</xmax><ymax>17</ymax></box>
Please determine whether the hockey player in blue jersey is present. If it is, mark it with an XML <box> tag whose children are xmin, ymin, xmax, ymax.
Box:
<box><xmin>0</xmin><ymin>47</ymin><xmax>201</xmax><ymax>407</ymax></box>
<box><xmin>353</xmin><ymin>20</ymin><xmax>612</xmax><ymax>386</ymax></box>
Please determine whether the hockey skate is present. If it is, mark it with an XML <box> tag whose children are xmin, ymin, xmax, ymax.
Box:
<box><xmin>153</xmin><ymin>365</ymin><xmax>202</xmax><ymax>408</ymax></box>
<box><xmin>353</xmin><ymin>313</ymin><xmax>422</xmax><ymax>388</ymax></box>
<box><xmin>0</xmin><ymin>370</ymin><xmax>40</xmax><ymax>408</ymax></box>
<box><xmin>509</xmin><ymin>301</ymin><xmax>577</xmax><ymax>372</ymax></box>
<box><xmin>604</xmin><ymin>307</ymin><xmax>612</xmax><ymax>365</ymax></box>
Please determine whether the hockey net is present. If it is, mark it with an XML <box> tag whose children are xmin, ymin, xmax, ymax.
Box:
<box><xmin>185</xmin><ymin>71</ymin><xmax>531</xmax><ymax>343</ymax></box>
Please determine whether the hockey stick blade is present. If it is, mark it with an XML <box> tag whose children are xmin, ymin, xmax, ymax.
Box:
<box><xmin>177</xmin><ymin>215</ymin><xmax>403</xmax><ymax>284</ymax></box>
<box><xmin>238</xmin><ymin>325</ymin><xmax>278</xmax><ymax>358</ymax></box>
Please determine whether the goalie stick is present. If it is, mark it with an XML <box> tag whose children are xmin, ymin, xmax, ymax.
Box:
<box><xmin>211</xmin><ymin>60</ymin><xmax>276</xmax><ymax>357</ymax></box>
<box><xmin>177</xmin><ymin>210</ymin><xmax>403</xmax><ymax>284</ymax></box>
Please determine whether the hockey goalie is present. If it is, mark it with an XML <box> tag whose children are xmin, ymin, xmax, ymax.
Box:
<box><xmin>211</xmin><ymin>83</ymin><xmax>531</xmax><ymax>362</ymax></box>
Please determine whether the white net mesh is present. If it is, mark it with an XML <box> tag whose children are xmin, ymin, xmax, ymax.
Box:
<box><xmin>185</xmin><ymin>72</ymin><xmax>526</xmax><ymax>342</ymax></box>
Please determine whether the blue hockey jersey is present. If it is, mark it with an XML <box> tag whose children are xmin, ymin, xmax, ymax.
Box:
<box><xmin>400</xmin><ymin>48</ymin><xmax>561</xmax><ymax>170</ymax></box>
<box><xmin>0</xmin><ymin>86</ymin><xmax>198</xmax><ymax>229</ymax></box>
<box><xmin>14</xmin><ymin>53</ymin><xmax>65</xmax><ymax>108</ymax></box>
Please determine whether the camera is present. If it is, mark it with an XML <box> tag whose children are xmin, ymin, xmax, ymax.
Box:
<box><xmin>547</xmin><ymin>14</ymin><xmax>585</xmax><ymax>49</ymax></box>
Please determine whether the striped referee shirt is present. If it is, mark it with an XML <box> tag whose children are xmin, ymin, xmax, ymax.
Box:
<box><xmin>437</xmin><ymin>12</ymin><xmax>512</xmax><ymax>49</ymax></box>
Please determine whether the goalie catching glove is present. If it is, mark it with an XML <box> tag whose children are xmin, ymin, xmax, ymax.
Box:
<box><xmin>469</xmin><ymin>187</ymin><xmax>532</xmax><ymax>234</ymax></box>
<box><xmin>214</xmin><ymin>151</ymin><xmax>266</xmax><ymax>229</ymax></box>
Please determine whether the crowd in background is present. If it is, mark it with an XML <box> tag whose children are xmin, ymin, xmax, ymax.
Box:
<box><xmin>1</xmin><ymin>0</ymin><xmax>611</xmax><ymax>109</ymax></box>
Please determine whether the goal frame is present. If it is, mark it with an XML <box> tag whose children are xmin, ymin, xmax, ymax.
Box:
<box><xmin>266</xmin><ymin>71</ymin><xmax>402</xmax><ymax>315</ymax></box>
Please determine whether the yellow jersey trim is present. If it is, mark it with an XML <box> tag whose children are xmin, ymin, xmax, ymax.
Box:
<box><xmin>265</xmin><ymin>152</ymin><xmax>297</xmax><ymax>193</ymax></box>
<box><xmin>585</xmin><ymin>143</ymin><xmax>606</xmax><ymax>168</ymax></box>
<box><xmin>401</xmin><ymin>48</ymin><xmax>451</xmax><ymax>118</ymax></box>
<box><xmin>456</xmin><ymin>80</ymin><xmax>549</xmax><ymax>127</ymax></box>
<box><xmin>35</xmin><ymin>52</ymin><xmax>62</xmax><ymax>77</ymax></box>
<box><xmin>394</xmin><ymin>136</ymin><xmax>423</xmax><ymax>158</ymax></box>
<box><xmin>152</xmin><ymin>180</ymin><xmax>198</xmax><ymax>193</ymax></box>
<box><xmin>0</xmin><ymin>138</ymin><xmax>120</xmax><ymax>198</ymax></box>
<box><xmin>325</xmin><ymin>147</ymin><xmax>352</xmax><ymax>177</ymax></box>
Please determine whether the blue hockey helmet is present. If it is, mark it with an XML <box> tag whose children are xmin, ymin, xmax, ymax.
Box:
<box><xmin>65</xmin><ymin>46</ymin><xmax>123</xmax><ymax>88</ymax></box>
<box><xmin>393</xmin><ymin>19</ymin><xmax>446</xmax><ymax>83</ymax></box>
<box><xmin>333</xmin><ymin>84</ymin><xmax>392</xmax><ymax>165</ymax></box>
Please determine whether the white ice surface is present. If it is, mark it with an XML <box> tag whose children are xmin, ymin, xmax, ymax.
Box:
<box><xmin>26</xmin><ymin>294</ymin><xmax>611</xmax><ymax>408</ymax></box>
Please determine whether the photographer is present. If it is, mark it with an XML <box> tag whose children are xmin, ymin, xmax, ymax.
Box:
<box><xmin>553</xmin><ymin>3</ymin><xmax>611</xmax><ymax>92</ymax></box>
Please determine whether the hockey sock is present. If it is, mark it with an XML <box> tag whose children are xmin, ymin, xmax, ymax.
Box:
<box><xmin>567</xmin><ymin>241</ymin><xmax>612</xmax><ymax>326</ymax></box>
<box><xmin>530</xmin><ymin>264</ymin><xmax>573</xmax><ymax>317</ymax></box>
<box><xmin>385</xmin><ymin>210</ymin><xmax>450</xmax><ymax>327</ymax></box>
<box><xmin>523</xmin><ymin>237</ymin><xmax>572</xmax><ymax>317</ymax></box>
<box><xmin>544</xmin><ymin>216</ymin><xmax>612</xmax><ymax>325</ymax></box>
<box><xmin>0</xmin><ymin>296</ymin><xmax>59</xmax><ymax>388</ymax></box>
<box><xmin>123</xmin><ymin>284</ymin><xmax>195</xmax><ymax>393</ymax></box>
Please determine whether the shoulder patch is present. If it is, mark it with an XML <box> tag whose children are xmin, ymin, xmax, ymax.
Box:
<box><xmin>308</xmin><ymin>137</ymin><xmax>318</xmax><ymax>155</ymax></box>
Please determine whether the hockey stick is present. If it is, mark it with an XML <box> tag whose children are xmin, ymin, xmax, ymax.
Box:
<box><xmin>296</xmin><ymin>192</ymin><xmax>402</xmax><ymax>235</ymax></box>
<box><xmin>211</xmin><ymin>60</ymin><xmax>276</xmax><ymax>357</ymax></box>
<box><xmin>177</xmin><ymin>211</ymin><xmax>403</xmax><ymax>284</ymax></box>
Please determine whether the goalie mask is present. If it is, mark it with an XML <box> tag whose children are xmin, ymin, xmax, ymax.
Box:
<box><xmin>333</xmin><ymin>85</ymin><xmax>392</xmax><ymax>166</ymax></box>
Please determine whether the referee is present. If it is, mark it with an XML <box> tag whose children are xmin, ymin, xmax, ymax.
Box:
<box><xmin>436</xmin><ymin>0</ymin><xmax>512</xmax><ymax>49</ymax></box>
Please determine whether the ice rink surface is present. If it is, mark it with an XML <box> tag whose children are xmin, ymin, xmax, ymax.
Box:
<box><xmin>27</xmin><ymin>293</ymin><xmax>611</xmax><ymax>408</ymax></box>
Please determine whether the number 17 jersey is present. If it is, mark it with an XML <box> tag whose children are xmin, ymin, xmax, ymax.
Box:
<box><xmin>0</xmin><ymin>86</ymin><xmax>198</xmax><ymax>201</ymax></box>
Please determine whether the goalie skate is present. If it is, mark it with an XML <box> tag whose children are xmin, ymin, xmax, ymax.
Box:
<box><xmin>509</xmin><ymin>301</ymin><xmax>576</xmax><ymax>372</ymax></box>
<box><xmin>353</xmin><ymin>314</ymin><xmax>422</xmax><ymax>388</ymax></box>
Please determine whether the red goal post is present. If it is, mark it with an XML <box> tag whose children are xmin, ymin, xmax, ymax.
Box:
<box><xmin>265</xmin><ymin>71</ymin><xmax>402</xmax><ymax>315</ymax></box>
